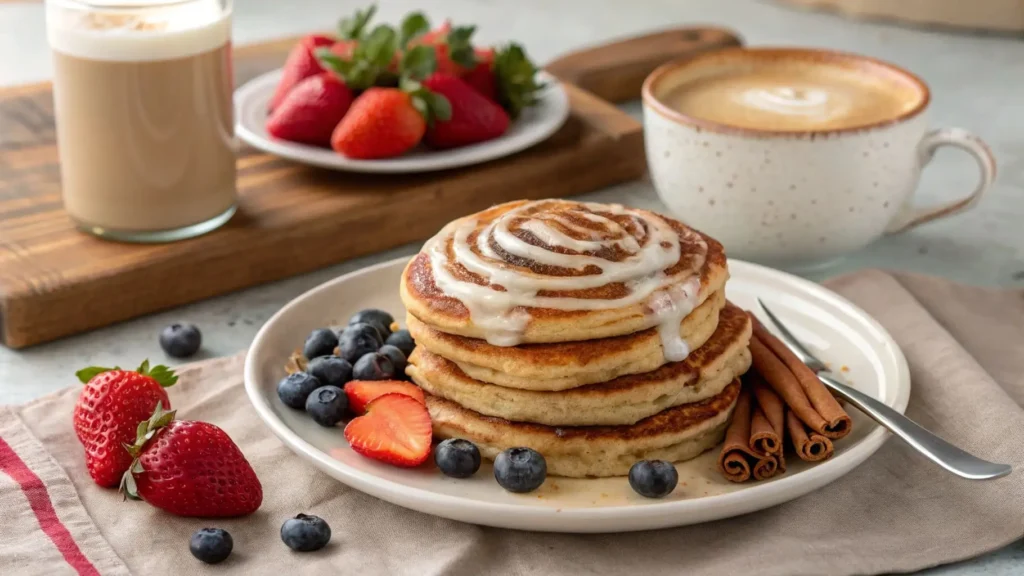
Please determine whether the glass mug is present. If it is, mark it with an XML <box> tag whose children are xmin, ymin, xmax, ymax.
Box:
<box><xmin>46</xmin><ymin>0</ymin><xmax>236</xmax><ymax>242</ymax></box>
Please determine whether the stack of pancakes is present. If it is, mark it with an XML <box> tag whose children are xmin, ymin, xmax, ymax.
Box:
<box><xmin>401</xmin><ymin>200</ymin><xmax>752</xmax><ymax>478</ymax></box>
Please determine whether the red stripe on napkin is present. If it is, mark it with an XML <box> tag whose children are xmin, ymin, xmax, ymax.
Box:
<box><xmin>0</xmin><ymin>436</ymin><xmax>99</xmax><ymax>576</ymax></box>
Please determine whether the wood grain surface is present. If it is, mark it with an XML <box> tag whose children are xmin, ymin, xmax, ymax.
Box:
<box><xmin>0</xmin><ymin>27</ymin><xmax>740</xmax><ymax>349</ymax></box>
<box><xmin>0</xmin><ymin>38</ymin><xmax>647</xmax><ymax>348</ymax></box>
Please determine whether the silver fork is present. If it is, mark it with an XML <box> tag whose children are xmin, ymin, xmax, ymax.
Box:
<box><xmin>758</xmin><ymin>299</ymin><xmax>1012</xmax><ymax>481</ymax></box>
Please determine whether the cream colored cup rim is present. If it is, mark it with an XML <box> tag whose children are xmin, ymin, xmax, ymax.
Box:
<box><xmin>642</xmin><ymin>47</ymin><xmax>932</xmax><ymax>138</ymax></box>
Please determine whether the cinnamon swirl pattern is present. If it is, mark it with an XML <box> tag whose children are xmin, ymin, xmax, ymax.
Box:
<box><xmin>401</xmin><ymin>200</ymin><xmax>748</xmax><ymax>478</ymax></box>
<box><xmin>401</xmin><ymin>199</ymin><xmax>728</xmax><ymax>350</ymax></box>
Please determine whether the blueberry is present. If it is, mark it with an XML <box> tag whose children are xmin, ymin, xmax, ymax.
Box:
<box><xmin>349</xmin><ymin>309</ymin><xmax>394</xmax><ymax>339</ymax></box>
<box><xmin>494</xmin><ymin>447</ymin><xmax>546</xmax><ymax>493</ymax></box>
<box><xmin>159</xmin><ymin>323</ymin><xmax>202</xmax><ymax>358</ymax></box>
<box><xmin>338</xmin><ymin>323</ymin><xmax>383</xmax><ymax>362</ymax></box>
<box><xmin>378</xmin><ymin>344</ymin><xmax>407</xmax><ymax>376</ymax></box>
<box><xmin>352</xmin><ymin>352</ymin><xmax>395</xmax><ymax>381</ymax></box>
<box><xmin>306</xmin><ymin>356</ymin><xmax>353</xmax><ymax>388</ymax></box>
<box><xmin>277</xmin><ymin>372</ymin><xmax>321</xmax><ymax>409</ymax></box>
<box><xmin>303</xmin><ymin>328</ymin><xmax>338</xmax><ymax>360</ymax></box>
<box><xmin>628</xmin><ymin>460</ymin><xmax>678</xmax><ymax>498</ymax></box>
<box><xmin>435</xmin><ymin>439</ymin><xmax>481</xmax><ymax>478</ymax></box>
<box><xmin>280</xmin><ymin>513</ymin><xmax>331</xmax><ymax>552</ymax></box>
<box><xmin>384</xmin><ymin>329</ymin><xmax>415</xmax><ymax>358</ymax></box>
<box><xmin>305</xmin><ymin>386</ymin><xmax>347</xmax><ymax>427</ymax></box>
<box><xmin>189</xmin><ymin>527</ymin><xmax>233</xmax><ymax>564</ymax></box>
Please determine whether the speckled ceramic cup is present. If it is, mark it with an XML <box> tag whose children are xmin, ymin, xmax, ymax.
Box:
<box><xmin>642</xmin><ymin>47</ymin><xmax>996</xmax><ymax>268</ymax></box>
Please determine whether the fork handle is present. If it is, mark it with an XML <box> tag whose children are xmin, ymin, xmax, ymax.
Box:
<box><xmin>817</xmin><ymin>373</ymin><xmax>1012</xmax><ymax>480</ymax></box>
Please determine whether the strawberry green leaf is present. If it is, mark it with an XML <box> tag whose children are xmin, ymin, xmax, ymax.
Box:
<box><xmin>136</xmin><ymin>359</ymin><xmax>150</xmax><ymax>374</ymax></box>
<box><xmin>446</xmin><ymin>25</ymin><xmax>477</xmax><ymax>69</ymax></box>
<box><xmin>410</xmin><ymin>96</ymin><xmax>429</xmax><ymax>120</ymax></box>
<box><xmin>493</xmin><ymin>42</ymin><xmax>543</xmax><ymax>119</ymax></box>
<box><xmin>144</xmin><ymin>364</ymin><xmax>178</xmax><ymax>388</ymax></box>
<box><xmin>423</xmin><ymin>91</ymin><xmax>452</xmax><ymax>122</ymax></box>
<box><xmin>316</xmin><ymin>49</ymin><xmax>355</xmax><ymax>76</ymax></box>
<box><xmin>75</xmin><ymin>366</ymin><xmax>115</xmax><ymax>383</ymax></box>
<box><xmin>119</xmin><ymin>469</ymin><xmax>140</xmax><ymax>501</ymax></box>
<box><xmin>362</xmin><ymin>24</ymin><xmax>398</xmax><ymax>69</ymax></box>
<box><xmin>338</xmin><ymin>4</ymin><xmax>377</xmax><ymax>41</ymax></box>
<box><xmin>399</xmin><ymin>76</ymin><xmax>422</xmax><ymax>93</ymax></box>
<box><xmin>399</xmin><ymin>12</ymin><xmax>430</xmax><ymax>46</ymax></box>
<box><xmin>400</xmin><ymin>45</ymin><xmax>437</xmax><ymax>81</ymax></box>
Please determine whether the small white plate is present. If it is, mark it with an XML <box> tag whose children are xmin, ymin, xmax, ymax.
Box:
<box><xmin>234</xmin><ymin>69</ymin><xmax>570</xmax><ymax>173</ymax></box>
<box><xmin>244</xmin><ymin>257</ymin><xmax>910</xmax><ymax>533</ymax></box>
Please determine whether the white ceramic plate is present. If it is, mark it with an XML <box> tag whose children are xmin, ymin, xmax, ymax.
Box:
<box><xmin>244</xmin><ymin>257</ymin><xmax>910</xmax><ymax>533</ymax></box>
<box><xmin>235</xmin><ymin>69</ymin><xmax>570</xmax><ymax>173</ymax></box>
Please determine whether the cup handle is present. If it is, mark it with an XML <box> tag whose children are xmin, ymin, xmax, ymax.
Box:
<box><xmin>884</xmin><ymin>128</ymin><xmax>997</xmax><ymax>235</ymax></box>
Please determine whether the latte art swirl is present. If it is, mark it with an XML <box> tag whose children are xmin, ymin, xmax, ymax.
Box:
<box><xmin>737</xmin><ymin>86</ymin><xmax>842</xmax><ymax>117</ymax></box>
<box><xmin>423</xmin><ymin>200</ymin><xmax>708</xmax><ymax>355</ymax></box>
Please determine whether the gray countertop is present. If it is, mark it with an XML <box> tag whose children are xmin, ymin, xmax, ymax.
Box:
<box><xmin>1</xmin><ymin>0</ymin><xmax>1021</xmax><ymax>572</ymax></box>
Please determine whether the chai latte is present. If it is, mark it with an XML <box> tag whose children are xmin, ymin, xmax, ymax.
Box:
<box><xmin>47</xmin><ymin>0</ymin><xmax>236</xmax><ymax>240</ymax></box>
<box><xmin>663</xmin><ymin>57</ymin><xmax>924</xmax><ymax>132</ymax></box>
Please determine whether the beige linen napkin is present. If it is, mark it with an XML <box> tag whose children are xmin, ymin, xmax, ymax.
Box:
<box><xmin>2</xmin><ymin>269</ymin><xmax>1023</xmax><ymax>576</ymax></box>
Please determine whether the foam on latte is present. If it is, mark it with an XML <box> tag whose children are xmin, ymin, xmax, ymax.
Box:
<box><xmin>47</xmin><ymin>0</ymin><xmax>229</xmax><ymax>61</ymax></box>
<box><xmin>423</xmin><ymin>201</ymin><xmax>706</xmax><ymax>359</ymax></box>
<box><xmin>663</xmin><ymin>59</ymin><xmax>923</xmax><ymax>132</ymax></box>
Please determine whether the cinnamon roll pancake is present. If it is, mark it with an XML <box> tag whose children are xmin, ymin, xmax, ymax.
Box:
<box><xmin>408</xmin><ymin>303</ymin><xmax>751</xmax><ymax>426</ymax></box>
<box><xmin>407</xmin><ymin>289</ymin><xmax>725</xmax><ymax>391</ymax></box>
<box><xmin>427</xmin><ymin>379</ymin><xmax>741</xmax><ymax>478</ymax></box>
<box><xmin>400</xmin><ymin>200</ymin><xmax>728</xmax><ymax>349</ymax></box>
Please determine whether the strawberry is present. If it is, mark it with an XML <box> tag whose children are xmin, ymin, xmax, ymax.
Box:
<box><xmin>331</xmin><ymin>88</ymin><xmax>427</xmax><ymax>159</ymax></box>
<box><xmin>416</xmin><ymin>21</ymin><xmax>450</xmax><ymax>45</ymax></box>
<box><xmin>461</xmin><ymin>47</ymin><xmax>496</xmax><ymax>101</ymax></box>
<box><xmin>423</xmin><ymin>73</ymin><xmax>510</xmax><ymax>149</ymax></box>
<box><xmin>121</xmin><ymin>405</ymin><xmax>262</xmax><ymax>517</ymax></box>
<box><xmin>344</xmin><ymin>393</ymin><xmax>432</xmax><ymax>467</ymax></box>
<box><xmin>345</xmin><ymin>380</ymin><xmax>425</xmax><ymax>415</ymax></box>
<box><xmin>268</xmin><ymin>34</ymin><xmax>335</xmax><ymax>112</ymax></box>
<box><xmin>409</xmin><ymin>21</ymin><xmax>476</xmax><ymax>76</ymax></box>
<box><xmin>329</xmin><ymin>39</ymin><xmax>359</xmax><ymax>61</ymax></box>
<box><xmin>266</xmin><ymin>72</ymin><xmax>354</xmax><ymax>147</ymax></box>
<box><xmin>73</xmin><ymin>361</ymin><xmax>176</xmax><ymax>488</ymax></box>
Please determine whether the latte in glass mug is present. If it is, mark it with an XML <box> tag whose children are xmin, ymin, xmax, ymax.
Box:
<box><xmin>47</xmin><ymin>0</ymin><xmax>236</xmax><ymax>242</ymax></box>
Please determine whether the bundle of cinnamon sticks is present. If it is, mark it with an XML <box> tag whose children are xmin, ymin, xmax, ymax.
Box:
<box><xmin>718</xmin><ymin>312</ymin><xmax>853</xmax><ymax>483</ymax></box>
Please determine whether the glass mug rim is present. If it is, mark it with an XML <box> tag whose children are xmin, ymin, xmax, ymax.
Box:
<box><xmin>46</xmin><ymin>0</ymin><xmax>227</xmax><ymax>12</ymax></box>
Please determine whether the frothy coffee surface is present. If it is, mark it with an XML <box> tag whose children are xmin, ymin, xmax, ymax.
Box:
<box><xmin>664</xmin><ymin>59</ymin><xmax>922</xmax><ymax>132</ymax></box>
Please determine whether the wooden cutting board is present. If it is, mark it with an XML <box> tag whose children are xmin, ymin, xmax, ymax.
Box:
<box><xmin>0</xmin><ymin>27</ymin><xmax>741</xmax><ymax>349</ymax></box>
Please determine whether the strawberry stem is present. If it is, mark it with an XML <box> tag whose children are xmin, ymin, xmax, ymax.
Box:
<box><xmin>493</xmin><ymin>42</ymin><xmax>543</xmax><ymax>119</ymax></box>
<box><xmin>118</xmin><ymin>402</ymin><xmax>177</xmax><ymax>501</ymax></box>
<box><xmin>338</xmin><ymin>4</ymin><xmax>377</xmax><ymax>41</ymax></box>
<box><xmin>74</xmin><ymin>359</ymin><xmax>177</xmax><ymax>387</ymax></box>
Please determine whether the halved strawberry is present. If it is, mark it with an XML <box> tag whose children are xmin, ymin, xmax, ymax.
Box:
<box><xmin>345</xmin><ymin>380</ymin><xmax>425</xmax><ymax>415</ymax></box>
<box><xmin>344</xmin><ymin>393</ymin><xmax>432</xmax><ymax>467</ymax></box>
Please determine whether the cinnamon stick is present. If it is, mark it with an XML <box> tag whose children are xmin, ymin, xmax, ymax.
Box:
<box><xmin>750</xmin><ymin>315</ymin><xmax>852</xmax><ymax>439</ymax></box>
<box><xmin>786</xmin><ymin>409</ymin><xmax>834</xmax><ymax>461</ymax></box>
<box><xmin>749</xmin><ymin>336</ymin><xmax>830</xmax><ymax>432</ymax></box>
<box><xmin>750</xmin><ymin>373</ymin><xmax>785</xmax><ymax>457</ymax></box>
<box><xmin>718</xmin><ymin>388</ymin><xmax>781</xmax><ymax>482</ymax></box>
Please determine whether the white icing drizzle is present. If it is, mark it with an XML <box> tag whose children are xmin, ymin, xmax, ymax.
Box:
<box><xmin>423</xmin><ymin>201</ymin><xmax>707</xmax><ymax>357</ymax></box>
